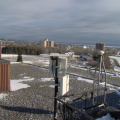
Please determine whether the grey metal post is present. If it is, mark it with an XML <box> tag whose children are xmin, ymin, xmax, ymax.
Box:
<box><xmin>102</xmin><ymin>56</ymin><xmax>107</xmax><ymax>103</ymax></box>
<box><xmin>54</xmin><ymin>57</ymin><xmax>59</xmax><ymax>120</ymax></box>
<box><xmin>97</xmin><ymin>54</ymin><xmax>102</xmax><ymax>104</ymax></box>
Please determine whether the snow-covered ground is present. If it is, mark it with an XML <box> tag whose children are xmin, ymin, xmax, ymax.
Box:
<box><xmin>1</xmin><ymin>54</ymin><xmax>120</xmax><ymax>89</ymax></box>
<box><xmin>110</xmin><ymin>56</ymin><xmax>120</xmax><ymax>72</ymax></box>
<box><xmin>0</xmin><ymin>93</ymin><xmax>8</xmax><ymax>100</ymax></box>
<box><xmin>78</xmin><ymin>76</ymin><xmax>120</xmax><ymax>91</ymax></box>
<box><xmin>10</xmin><ymin>77</ymin><xmax>35</xmax><ymax>91</ymax></box>
<box><xmin>40</xmin><ymin>78</ymin><xmax>54</xmax><ymax>82</ymax></box>
<box><xmin>1</xmin><ymin>54</ymin><xmax>49</xmax><ymax>66</ymax></box>
<box><xmin>0</xmin><ymin>77</ymin><xmax>54</xmax><ymax>100</ymax></box>
<box><xmin>110</xmin><ymin>56</ymin><xmax>120</xmax><ymax>64</ymax></box>
<box><xmin>2</xmin><ymin>53</ymin><xmax>120</xmax><ymax>73</ymax></box>
<box><xmin>71</xmin><ymin>64</ymin><xmax>120</xmax><ymax>77</ymax></box>
<box><xmin>0</xmin><ymin>76</ymin><xmax>35</xmax><ymax>100</ymax></box>
<box><xmin>1</xmin><ymin>54</ymin><xmax>18</xmax><ymax>58</ymax></box>
<box><xmin>1</xmin><ymin>54</ymin><xmax>120</xmax><ymax>119</ymax></box>
<box><xmin>96</xmin><ymin>113</ymin><xmax>115</xmax><ymax>120</ymax></box>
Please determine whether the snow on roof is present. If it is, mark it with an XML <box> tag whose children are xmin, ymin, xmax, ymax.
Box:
<box><xmin>10</xmin><ymin>77</ymin><xmax>35</xmax><ymax>91</ymax></box>
<box><xmin>0</xmin><ymin>77</ymin><xmax>55</xmax><ymax>100</ymax></box>
<box><xmin>78</xmin><ymin>77</ymin><xmax>93</xmax><ymax>84</ymax></box>
<box><xmin>40</xmin><ymin>78</ymin><xmax>54</xmax><ymax>82</ymax></box>
<box><xmin>0</xmin><ymin>76</ymin><xmax>35</xmax><ymax>100</ymax></box>
<box><xmin>96</xmin><ymin>113</ymin><xmax>115</xmax><ymax>120</ymax></box>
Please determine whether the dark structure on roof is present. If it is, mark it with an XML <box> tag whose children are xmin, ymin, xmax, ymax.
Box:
<box><xmin>0</xmin><ymin>42</ymin><xmax>10</xmax><ymax>91</ymax></box>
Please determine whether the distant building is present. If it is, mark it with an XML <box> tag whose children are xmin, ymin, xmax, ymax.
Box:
<box><xmin>80</xmin><ymin>54</ymin><xmax>93</xmax><ymax>62</ymax></box>
<box><xmin>96</xmin><ymin>43</ymin><xmax>105</xmax><ymax>51</ymax></box>
<box><xmin>0</xmin><ymin>42</ymin><xmax>1</xmax><ymax>59</ymax></box>
<box><xmin>40</xmin><ymin>39</ymin><xmax>54</xmax><ymax>47</ymax></box>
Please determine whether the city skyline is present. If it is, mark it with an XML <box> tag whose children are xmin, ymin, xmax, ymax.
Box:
<box><xmin>0</xmin><ymin>0</ymin><xmax>120</xmax><ymax>46</ymax></box>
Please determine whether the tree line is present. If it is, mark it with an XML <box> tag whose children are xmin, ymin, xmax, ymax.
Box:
<box><xmin>2</xmin><ymin>45</ymin><xmax>67</xmax><ymax>55</ymax></box>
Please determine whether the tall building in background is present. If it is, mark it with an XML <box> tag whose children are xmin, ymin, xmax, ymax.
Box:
<box><xmin>96</xmin><ymin>43</ymin><xmax>105</xmax><ymax>51</ymax></box>
<box><xmin>40</xmin><ymin>39</ymin><xmax>54</xmax><ymax>47</ymax></box>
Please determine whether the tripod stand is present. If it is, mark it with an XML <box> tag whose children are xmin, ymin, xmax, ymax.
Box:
<box><xmin>92</xmin><ymin>50</ymin><xmax>107</xmax><ymax>107</ymax></box>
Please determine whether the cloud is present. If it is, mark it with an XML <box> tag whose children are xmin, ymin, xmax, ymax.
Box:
<box><xmin>0</xmin><ymin>0</ymin><xmax>120</xmax><ymax>46</ymax></box>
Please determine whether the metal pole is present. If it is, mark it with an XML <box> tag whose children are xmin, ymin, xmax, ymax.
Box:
<box><xmin>92</xmin><ymin>69</ymin><xmax>96</xmax><ymax>108</ymax></box>
<box><xmin>102</xmin><ymin>56</ymin><xmax>107</xmax><ymax>103</ymax></box>
<box><xmin>54</xmin><ymin>57</ymin><xmax>59</xmax><ymax>120</ymax></box>
<box><xmin>97</xmin><ymin>55</ymin><xmax>102</xmax><ymax>104</ymax></box>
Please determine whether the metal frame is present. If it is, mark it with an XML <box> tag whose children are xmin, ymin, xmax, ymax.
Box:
<box><xmin>41</xmin><ymin>52</ymin><xmax>107</xmax><ymax>119</ymax></box>
<box><xmin>51</xmin><ymin>56</ymin><xmax>59</xmax><ymax>120</ymax></box>
<box><xmin>56</xmin><ymin>52</ymin><xmax>107</xmax><ymax>120</ymax></box>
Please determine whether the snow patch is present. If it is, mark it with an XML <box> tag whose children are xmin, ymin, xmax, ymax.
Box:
<box><xmin>77</xmin><ymin>77</ymin><xmax>93</xmax><ymax>83</ymax></box>
<box><xmin>10</xmin><ymin>62</ymin><xmax>20</xmax><ymax>64</ymax></box>
<box><xmin>23</xmin><ymin>61</ymin><xmax>33</xmax><ymax>64</ymax></box>
<box><xmin>0</xmin><ymin>93</ymin><xmax>8</xmax><ymax>100</ymax></box>
<box><xmin>41</xmin><ymin>78</ymin><xmax>54</xmax><ymax>82</ymax></box>
<box><xmin>78</xmin><ymin>77</ymin><xmax>120</xmax><ymax>91</ymax></box>
<box><xmin>114</xmin><ymin>66</ymin><xmax>120</xmax><ymax>72</ymax></box>
<box><xmin>106</xmin><ymin>83</ymin><xmax>120</xmax><ymax>90</ymax></box>
<box><xmin>38</xmin><ymin>59</ymin><xmax>49</xmax><ymax>64</ymax></box>
<box><xmin>49</xmin><ymin>85</ymin><xmax>55</xmax><ymax>88</ymax></box>
<box><xmin>116</xmin><ymin>91</ymin><xmax>120</xmax><ymax>96</ymax></box>
<box><xmin>19</xmin><ymin>73</ymin><xmax>26</xmax><ymax>76</ymax></box>
<box><xmin>0</xmin><ymin>77</ymin><xmax>35</xmax><ymax>100</ymax></box>
<box><xmin>10</xmin><ymin>80</ymin><xmax>30</xmax><ymax>91</ymax></box>
<box><xmin>71</xmin><ymin>64</ymin><xmax>120</xmax><ymax>77</ymax></box>
<box><xmin>96</xmin><ymin>113</ymin><xmax>115</xmax><ymax>120</ymax></box>
<box><xmin>1</xmin><ymin>54</ymin><xmax>18</xmax><ymax>57</ymax></box>
<box><xmin>23</xmin><ymin>76</ymin><xmax>30</xmax><ymax>79</ymax></box>
<box><xmin>110</xmin><ymin>56</ymin><xmax>120</xmax><ymax>64</ymax></box>
<box><xmin>10</xmin><ymin>77</ymin><xmax>35</xmax><ymax>91</ymax></box>
<box><xmin>71</xmin><ymin>65</ymin><xmax>88</xmax><ymax>71</ymax></box>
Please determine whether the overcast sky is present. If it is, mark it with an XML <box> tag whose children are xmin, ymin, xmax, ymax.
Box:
<box><xmin>0</xmin><ymin>0</ymin><xmax>120</xmax><ymax>46</ymax></box>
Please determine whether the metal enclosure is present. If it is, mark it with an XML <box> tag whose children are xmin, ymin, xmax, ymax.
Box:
<box><xmin>59</xmin><ymin>57</ymin><xmax>67</xmax><ymax>74</ymax></box>
<box><xmin>60</xmin><ymin>75</ymin><xmax>69</xmax><ymax>96</ymax></box>
<box><xmin>49</xmin><ymin>56</ymin><xmax>67</xmax><ymax>74</ymax></box>
<box><xmin>0</xmin><ymin>59</ymin><xmax>10</xmax><ymax>91</ymax></box>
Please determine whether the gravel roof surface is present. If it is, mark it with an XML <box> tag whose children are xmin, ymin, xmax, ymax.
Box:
<box><xmin>0</xmin><ymin>63</ymin><xmax>120</xmax><ymax>120</ymax></box>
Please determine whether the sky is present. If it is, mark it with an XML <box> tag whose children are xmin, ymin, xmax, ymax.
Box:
<box><xmin>0</xmin><ymin>0</ymin><xmax>120</xmax><ymax>46</ymax></box>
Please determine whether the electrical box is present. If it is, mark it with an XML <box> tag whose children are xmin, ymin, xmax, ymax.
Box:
<box><xmin>60</xmin><ymin>75</ymin><xmax>69</xmax><ymax>96</ymax></box>
<box><xmin>49</xmin><ymin>53</ymin><xmax>60</xmax><ymax>74</ymax></box>
<box><xmin>59</xmin><ymin>57</ymin><xmax>67</xmax><ymax>74</ymax></box>
<box><xmin>49</xmin><ymin>56</ymin><xmax>67</xmax><ymax>74</ymax></box>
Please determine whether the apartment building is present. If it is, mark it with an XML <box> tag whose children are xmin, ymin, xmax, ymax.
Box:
<box><xmin>40</xmin><ymin>39</ymin><xmax>54</xmax><ymax>47</ymax></box>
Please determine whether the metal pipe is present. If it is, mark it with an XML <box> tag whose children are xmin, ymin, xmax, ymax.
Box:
<box><xmin>54</xmin><ymin>57</ymin><xmax>59</xmax><ymax>120</ymax></box>
<box><xmin>97</xmin><ymin>55</ymin><xmax>102</xmax><ymax>104</ymax></box>
<box><xmin>102</xmin><ymin>56</ymin><xmax>107</xmax><ymax>104</ymax></box>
